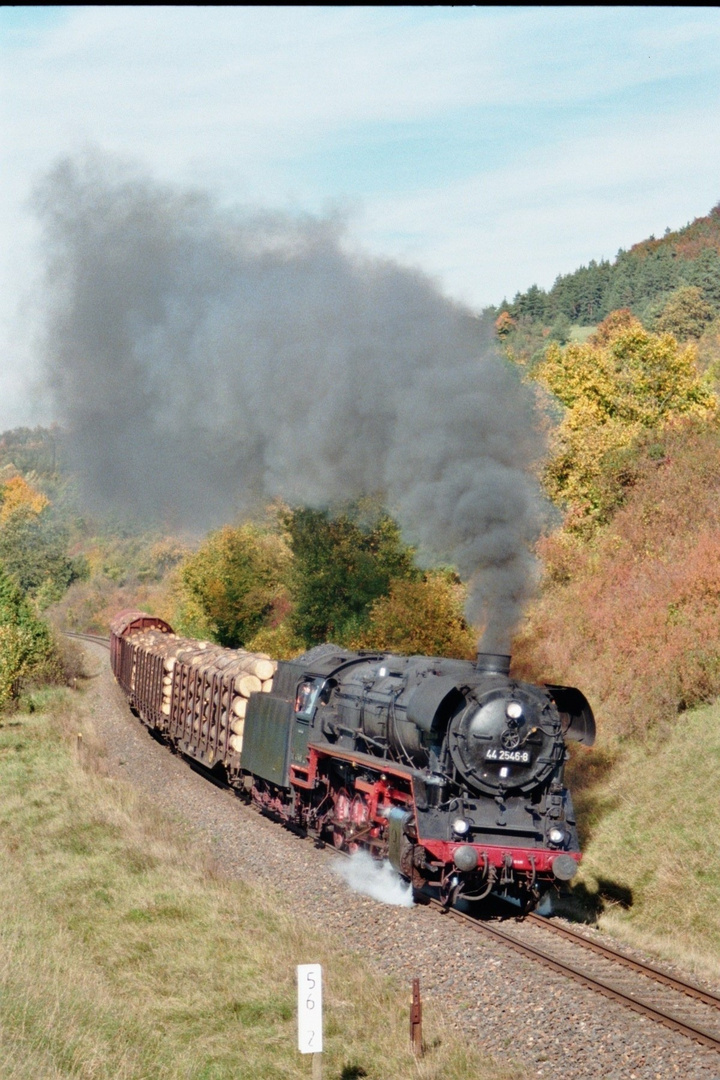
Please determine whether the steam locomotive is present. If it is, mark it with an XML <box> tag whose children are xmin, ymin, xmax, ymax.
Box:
<box><xmin>110</xmin><ymin>611</ymin><xmax>594</xmax><ymax>912</ymax></box>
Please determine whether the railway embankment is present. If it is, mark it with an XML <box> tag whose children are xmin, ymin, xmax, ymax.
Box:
<box><xmin>570</xmin><ymin>696</ymin><xmax>720</xmax><ymax>977</ymax></box>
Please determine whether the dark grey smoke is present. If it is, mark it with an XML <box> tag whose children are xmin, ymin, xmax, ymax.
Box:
<box><xmin>35</xmin><ymin>152</ymin><xmax>547</xmax><ymax>650</ymax></box>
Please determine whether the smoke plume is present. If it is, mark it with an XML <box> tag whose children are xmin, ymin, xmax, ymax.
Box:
<box><xmin>35</xmin><ymin>152</ymin><xmax>547</xmax><ymax>649</ymax></box>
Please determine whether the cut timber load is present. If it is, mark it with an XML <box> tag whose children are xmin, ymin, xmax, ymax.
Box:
<box><xmin>235</xmin><ymin>673</ymin><xmax>262</xmax><ymax>698</ymax></box>
<box><xmin>108</xmin><ymin>612</ymin><xmax>277</xmax><ymax>771</ymax></box>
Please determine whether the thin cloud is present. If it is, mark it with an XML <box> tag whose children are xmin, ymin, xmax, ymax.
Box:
<box><xmin>1</xmin><ymin>7</ymin><xmax>719</xmax><ymax>427</ymax></box>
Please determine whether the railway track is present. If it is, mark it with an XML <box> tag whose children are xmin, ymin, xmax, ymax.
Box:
<box><xmin>65</xmin><ymin>630</ymin><xmax>111</xmax><ymax>650</ymax></box>
<box><xmin>73</xmin><ymin>629</ymin><xmax>720</xmax><ymax>1055</ymax></box>
<box><xmin>430</xmin><ymin>899</ymin><xmax>720</xmax><ymax>1054</ymax></box>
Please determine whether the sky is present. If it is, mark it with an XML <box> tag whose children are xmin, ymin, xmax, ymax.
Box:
<box><xmin>2</xmin><ymin>5</ymin><xmax>720</xmax><ymax>431</ymax></box>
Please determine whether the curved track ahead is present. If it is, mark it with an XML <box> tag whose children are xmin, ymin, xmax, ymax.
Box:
<box><xmin>65</xmin><ymin>630</ymin><xmax>111</xmax><ymax>650</ymax></box>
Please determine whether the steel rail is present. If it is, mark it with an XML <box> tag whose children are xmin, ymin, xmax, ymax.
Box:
<box><xmin>430</xmin><ymin>899</ymin><xmax>720</xmax><ymax>1053</ymax></box>
<box><xmin>527</xmin><ymin>911</ymin><xmax>720</xmax><ymax>1009</ymax></box>
<box><xmin>64</xmin><ymin>631</ymin><xmax>111</xmax><ymax>650</ymax></box>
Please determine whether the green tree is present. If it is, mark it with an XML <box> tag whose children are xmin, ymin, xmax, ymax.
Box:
<box><xmin>0</xmin><ymin>507</ymin><xmax>86</xmax><ymax>605</ymax></box>
<box><xmin>285</xmin><ymin>503</ymin><xmax>418</xmax><ymax>646</ymax></box>
<box><xmin>0</xmin><ymin>567</ymin><xmax>55</xmax><ymax>708</ymax></box>
<box><xmin>655</xmin><ymin>286</ymin><xmax>715</xmax><ymax>340</ymax></box>
<box><xmin>177</xmin><ymin>521</ymin><xmax>292</xmax><ymax>648</ymax></box>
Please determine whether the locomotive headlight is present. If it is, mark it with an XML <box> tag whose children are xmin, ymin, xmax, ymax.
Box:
<box><xmin>548</xmin><ymin>825</ymin><xmax>566</xmax><ymax>845</ymax></box>
<box><xmin>506</xmin><ymin>701</ymin><xmax>523</xmax><ymax>721</ymax></box>
<box><xmin>452</xmin><ymin>818</ymin><xmax>470</xmax><ymax>836</ymax></box>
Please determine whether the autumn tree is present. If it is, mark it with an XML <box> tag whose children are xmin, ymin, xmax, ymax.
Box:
<box><xmin>0</xmin><ymin>475</ymin><xmax>49</xmax><ymax>522</ymax></box>
<box><xmin>534</xmin><ymin>316</ymin><xmax>717</xmax><ymax>530</ymax></box>
<box><xmin>587</xmin><ymin>308</ymin><xmax>636</xmax><ymax>346</ymax></box>
<box><xmin>353</xmin><ymin>570</ymin><xmax>476</xmax><ymax>659</ymax></box>
<box><xmin>494</xmin><ymin>310</ymin><xmax>516</xmax><ymax>337</ymax></box>
<box><xmin>177</xmin><ymin>522</ymin><xmax>292</xmax><ymax>648</ymax></box>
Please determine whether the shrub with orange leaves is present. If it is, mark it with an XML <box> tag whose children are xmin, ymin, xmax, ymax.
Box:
<box><xmin>512</xmin><ymin>418</ymin><xmax>720</xmax><ymax>742</ymax></box>
<box><xmin>588</xmin><ymin>308</ymin><xmax>638</xmax><ymax>346</ymax></box>
<box><xmin>494</xmin><ymin>310</ymin><xmax>516</xmax><ymax>337</ymax></box>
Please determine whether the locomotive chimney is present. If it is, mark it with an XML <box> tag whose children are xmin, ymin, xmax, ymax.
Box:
<box><xmin>475</xmin><ymin>652</ymin><xmax>511</xmax><ymax>676</ymax></box>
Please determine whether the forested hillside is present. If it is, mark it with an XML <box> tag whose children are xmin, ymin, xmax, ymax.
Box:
<box><xmin>498</xmin><ymin>211</ymin><xmax>720</xmax><ymax>952</ymax></box>
<box><xmin>495</xmin><ymin>203</ymin><xmax>720</xmax><ymax>379</ymax></box>
<box><xmin>499</xmin><ymin>202</ymin><xmax>720</xmax><ymax>327</ymax></box>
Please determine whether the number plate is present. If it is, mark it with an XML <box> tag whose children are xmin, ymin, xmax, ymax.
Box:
<box><xmin>485</xmin><ymin>748</ymin><xmax>530</xmax><ymax>764</ymax></box>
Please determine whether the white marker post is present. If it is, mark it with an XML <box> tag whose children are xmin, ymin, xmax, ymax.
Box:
<box><xmin>297</xmin><ymin>963</ymin><xmax>323</xmax><ymax>1079</ymax></box>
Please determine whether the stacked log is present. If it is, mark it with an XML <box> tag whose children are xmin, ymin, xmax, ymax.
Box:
<box><xmin>225</xmin><ymin>653</ymin><xmax>277</xmax><ymax>755</ymax></box>
<box><xmin>125</xmin><ymin>627</ymin><xmax>277</xmax><ymax>759</ymax></box>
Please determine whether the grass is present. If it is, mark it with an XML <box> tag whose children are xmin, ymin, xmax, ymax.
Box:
<box><xmin>567</xmin><ymin>325</ymin><xmax>596</xmax><ymax>343</ymax></box>
<box><xmin>0</xmin><ymin>690</ymin><xmax>523</xmax><ymax>1080</ymax></box>
<box><xmin>565</xmin><ymin>697</ymin><xmax>720</xmax><ymax>981</ymax></box>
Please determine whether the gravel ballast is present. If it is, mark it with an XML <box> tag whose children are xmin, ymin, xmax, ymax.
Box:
<box><xmin>79</xmin><ymin>644</ymin><xmax>720</xmax><ymax>1080</ymax></box>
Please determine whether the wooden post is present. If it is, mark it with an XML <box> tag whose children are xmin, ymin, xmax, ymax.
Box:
<box><xmin>311</xmin><ymin>1051</ymin><xmax>323</xmax><ymax>1080</ymax></box>
<box><xmin>410</xmin><ymin>977</ymin><xmax>423</xmax><ymax>1056</ymax></box>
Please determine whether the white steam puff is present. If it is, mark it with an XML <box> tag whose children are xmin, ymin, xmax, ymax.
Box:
<box><xmin>35</xmin><ymin>151</ymin><xmax>548</xmax><ymax>649</ymax></box>
<box><xmin>333</xmin><ymin>851</ymin><xmax>414</xmax><ymax>908</ymax></box>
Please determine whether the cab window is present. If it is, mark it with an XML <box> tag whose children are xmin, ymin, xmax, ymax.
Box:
<box><xmin>295</xmin><ymin>679</ymin><xmax>322</xmax><ymax>719</ymax></box>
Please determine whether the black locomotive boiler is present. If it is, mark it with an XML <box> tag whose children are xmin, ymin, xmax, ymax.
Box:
<box><xmin>111</xmin><ymin>611</ymin><xmax>594</xmax><ymax>912</ymax></box>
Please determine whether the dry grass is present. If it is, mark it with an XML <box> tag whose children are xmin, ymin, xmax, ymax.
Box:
<box><xmin>0</xmin><ymin>692</ymin><xmax>523</xmax><ymax>1080</ymax></box>
<box><xmin>565</xmin><ymin>697</ymin><xmax>720</xmax><ymax>982</ymax></box>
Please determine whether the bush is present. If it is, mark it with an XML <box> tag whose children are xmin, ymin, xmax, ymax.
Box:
<box><xmin>0</xmin><ymin>567</ymin><xmax>57</xmax><ymax>708</ymax></box>
<box><xmin>352</xmin><ymin>571</ymin><xmax>476</xmax><ymax>659</ymax></box>
<box><xmin>512</xmin><ymin>418</ymin><xmax>720</xmax><ymax>742</ymax></box>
